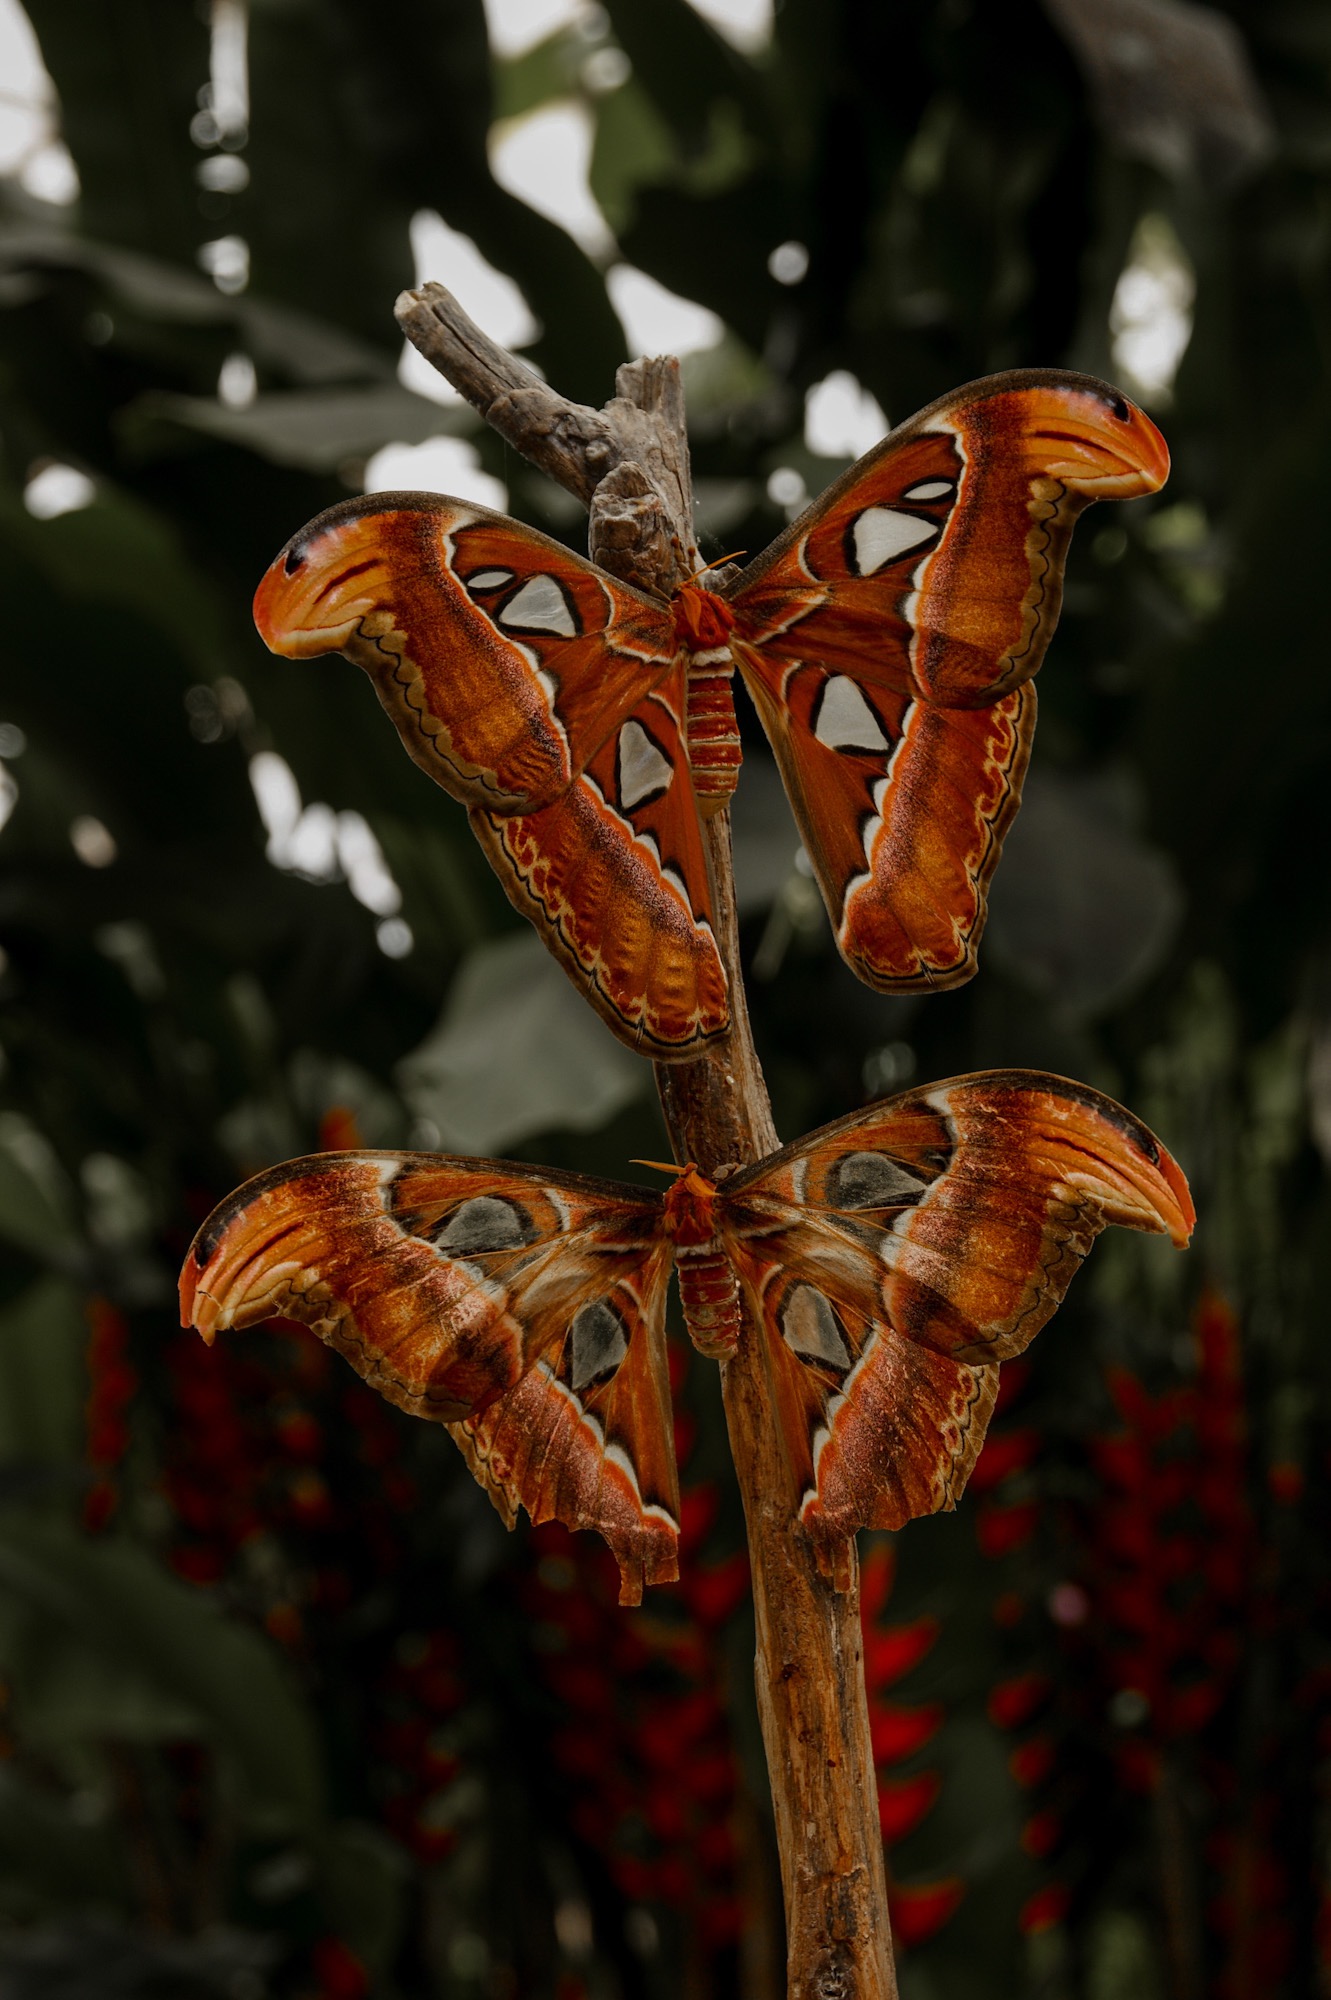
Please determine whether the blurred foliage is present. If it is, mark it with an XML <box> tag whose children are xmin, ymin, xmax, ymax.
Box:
<box><xmin>0</xmin><ymin>0</ymin><xmax>1328</xmax><ymax>1994</ymax></box>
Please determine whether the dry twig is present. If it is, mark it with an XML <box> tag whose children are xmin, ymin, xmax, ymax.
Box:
<box><xmin>397</xmin><ymin>280</ymin><xmax>897</xmax><ymax>2000</ymax></box>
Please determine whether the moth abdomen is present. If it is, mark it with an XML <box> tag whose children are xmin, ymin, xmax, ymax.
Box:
<box><xmin>684</xmin><ymin>659</ymin><xmax>742</xmax><ymax>814</ymax></box>
<box><xmin>675</xmin><ymin>1244</ymin><xmax>742</xmax><ymax>1360</ymax></box>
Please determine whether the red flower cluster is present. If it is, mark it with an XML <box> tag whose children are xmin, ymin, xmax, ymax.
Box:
<box><xmin>976</xmin><ymin>1289</ymin><xmax>1319</xmax><ymax>1983</ymax></box>
<box><xmin>161</xmin><ymin>1324</ymin><xmax>269</xmax><ymax>1585</ymax></box>
<box><xmin>1084</xmin><ymin>1288</ymin><xmax>1253</xmax><ymax>1792</ymax></box>
<box><xmin>860</xmin><ymin>1542</ymin><xmax>964</xmax><ymax>1948</ymax></box>
<box><xmin>521</xmin><ymin>1357</ymin><xmax>749</xmax><ymax>1953</ymax></box>
<box><xmin>307</xmin><ymin>1932</ymin><xmax>369</xmax><ymax>1999</ymax></box>
<box><xmin>966</xmin><ymin>1359</ymin><xmax>1069</xmax><ymax>1930</ymax></box>
<box><xmin>158</xmin><ymin>1299</ymin><xmax>416</xmax><ymax>1627</ymax></box>
<box><xmin>83</xmin><ymin>1296</ymin><xmax>137</xmax><ymax>1532</ymax></box>
<box><xmin>969</xmin><ymin>1359</ymin><xmax>1040</xmax><ymax>1565</ymax></box>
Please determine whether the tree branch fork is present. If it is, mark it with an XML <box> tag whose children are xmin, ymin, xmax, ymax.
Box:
<box><xmin>397</xmin><ymin>280</ymin><xmax>898</xmax><ymax>2000</ymax></box>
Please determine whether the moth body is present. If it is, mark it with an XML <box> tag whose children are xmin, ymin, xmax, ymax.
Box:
<box><xmin>658</xmin><ymin>1160</ymin><xmax>743</xmax><ymax>1358</ymax></box>
<box><xmin>673</xmin><ymin>585</ymin><xmax>743</xmax><ymax>814</ymax></box>
<box><xmin>674</xmin><ymin>1245</ymin><xmax>743</xmax><ymax>1359</ymax></box>
<box><xmin>683</xmin><ymin>658</ymin><xmax>742</xmax><ymax>813</ymax></box>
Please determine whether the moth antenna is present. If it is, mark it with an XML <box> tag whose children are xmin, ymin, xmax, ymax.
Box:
<box><xmin>683</xmin><ymin>549</ymin><xmax>747</xmax><ymax>587</ymax></box>
<box><xmin>631</xmin><ymin>1156</ymin><xmax>689</xmax><ymax>1176</ymax></box>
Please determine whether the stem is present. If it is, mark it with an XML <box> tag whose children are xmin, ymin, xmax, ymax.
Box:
<box><xmin>1153</xmin><ymin>1755</ymin><xmax>1201</xmax><ymax>2000</ymax></box>
<box><xmin>397</xmin><ymin>283</ymin><xmax>897</xmax><ymax>2000</ymax></box>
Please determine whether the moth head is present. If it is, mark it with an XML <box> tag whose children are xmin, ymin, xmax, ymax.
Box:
<box><xmin>663</xmin><ymin>1165</ymin><xmax>722</xmax><ymax>1246</ymax></box>
<box><xmin>672</xmin><ymin>582</ymin><xmax>736</xmax><ymax>651</ymax></box>
<box><xmin>632</xmin><ymin>1158</ymin><xmax>720</xmax><ymax>1245</ymax></box>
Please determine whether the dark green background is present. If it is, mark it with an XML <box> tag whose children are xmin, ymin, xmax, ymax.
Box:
<box><xmin>0</xmin><ymin>1</ymin><xmax>1327</xmax><ymax>1994</ymax></box>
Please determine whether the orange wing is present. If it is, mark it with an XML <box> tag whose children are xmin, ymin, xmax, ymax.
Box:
<box><xmin>255</xmin><ymin>493</ymin><xmax>681</xmax><ymax>811</ymax></box>
<box><xmin>471</xmin><ymin>663</ymin><xmax>729</xmax><ymax>1057</ymax></box>
<box><xmin>254</xmin><ymin>494</ymin><xmax>728</xmax><ymax>1058</ymax></box>
<box><xmin>717</xmin><ymin>1071</ymin><xmax>1193</xmax><ymax>1585</ymax></box>
<box><xmin>726</xmin><ymin>370</ymin><xmax>1167</xmax><ymax>989</ymax></box>
<box><xmin>180</xmin><ymin>1152</ymin><xmax>679</xmax><ymax>1604</ymax></box>
<box><xmin>744</xmin><ymin>669</ymin><xmax>1035</xmax><ymax>989</ymax></box>
<box><xmin>728</xmin><ymin>370</ymin><xmax>1169</xmax><ymax>709</ymax></box>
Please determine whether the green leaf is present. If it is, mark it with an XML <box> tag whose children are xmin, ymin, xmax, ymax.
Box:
<box><xmin>0</xmin><ymin>1118</ymin><xmax>80</xmax><ymax>1263</ymax></box>
<box><xmin>0</xmin><ymin>1524</ymin><xmax>324</xmax><ymax>1830</ymax></box>
<box><xmin>133</xmin><ymin>384</ymin><xmax>472</xmax><ymax>473</ymax></box>
<box><xmin>983</xmin><ymin>769</ymin><xmax>1183</xmax><ymax>1018</ymax></box>
<box><xmin>397</xmin><ymin>932</ymin><xmax>646</xmax><ymax>1153</ymax></box>
<box><xmin>0</xmin><ymin>1278</ymin><xmax>86</xmax><ymax>1471</ymax></box>
<box><xmin>0</xmin><ymin>477</ymin><xmax>226</xmax><ymax>678</ymax></box>
<box><xmin>0</xmin><ymin>1765</ymin><xmax>128</xmax><ymax>1906</ymax></box>
<box><xmin>316</xmin><ymin>1821</ymin><xmax>410</xmax><ymax>1974</ymax></box>
<box><xmin>589</xmin><ymin>77</ymin><xmax>677</xmax><ymax>237</ymax></box>
<box><xmin>23</xmin><ymin>0</ymin><xmax>208</xmax><ymax>266</ymax></box>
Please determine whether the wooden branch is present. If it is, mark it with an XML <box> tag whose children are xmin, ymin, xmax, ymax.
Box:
<box><xmin>397</xmin><ymin>283</ymin><xmax>898</xmax><ymax>2000</ymax></box>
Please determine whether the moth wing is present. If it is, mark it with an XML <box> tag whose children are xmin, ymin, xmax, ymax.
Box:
<box><xmin>472</xmin><ymin>663</ymin><xmax>729</xmax><ymax>1057</ymax></box>
<box><xmin>180</xmin><ymin>1151</ymin><xmax>680</xmax><ymax>1604</ymax></box>
<box><xmin>744</xmin><ymin>666</ymin><xmax>1035</xmax><ymax>989</ymax></box>
<box><xmin>728</xmin><ymin>371</ymin><xmax>1164</xmax><ymax>991</ymax></box>
<box><xmin>729</xmin><ymin>369</ymin><xmax>1169</xmax><ymax>710</ymax></box>
<box><xmin>254</xmin><ymin>493</ymin><xmax>680</xmax><ymax>813</ymax></box>
<box><xmin>720</xmin><ymin>1071</ymin><xmax>1193</xmax><ymax>1582</ymax></box>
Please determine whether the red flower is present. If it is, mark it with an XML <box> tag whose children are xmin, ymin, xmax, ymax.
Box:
<box><xmin>521</xmin><ymin>1375</ymin><xmax>747</xmax><ymax>1958</ymax></box>
<box><xmin>986</xmin><ymin>1673</ymin><xmax>1052</xmax><ymax>1732</ymax></box>
<box><xmin>860</xmin><ymin>1546</ymin><xmax>957</xmax><ymax>1947</ymax></box>
<box><xmin>1008</xmin><ymin>1736</ymin><xmax>1056</xmax><ymax>1789</ymax></box>
<box><xmin>1021</xmin><ymin>1809</ymin><xmax>1062</xmax><ymax>1860</ymax></box>
<box><xmin>889</xmin><ymin>1878</ymin><xmax>965</xmax><ymax>1948</ymax></box>
<box><xmin>877</xmin><ymin>1772</ymin><xmax>940</xmax><ymax>1842</ymax></box>
<box><xmin>871</xmin><ymin>1702</ymin><xmax>944</xmax><ymax>1765</ymax></box>
<box><xmin>309</xmin><ymin>1934</ymin><xmax>368</xmax><ymax>2000</ymax></box>
<box><xmin>864</xmin><ymin>1618</ymin><xmax>939</xmax><ymax>1690</ymax></box>
<box><xmin>1019</xmin><ymin>1882</ymin><xmax>1070</xmax><ymax>1934</ymax></box>
<box><xmin>969</xmin><ymin>1428</ymin><xmax>1041</xmax><ymax>1494</ymax></box>
<box><xmin>976</xmin><ymin>1498</ymin><xmax>1040</xmax><ymax>1559</ymax></box>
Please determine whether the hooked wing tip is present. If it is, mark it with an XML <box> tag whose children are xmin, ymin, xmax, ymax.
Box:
<box><xmin>252</xmin><ymin>548</ymin><xmax>355</xmax><ymax>658</ymax></box>
<box><xmin>177</xmin><ymin>1248</ymin><xmax>199</xmax><ymax>1329</ymax></box>
<box><xmin>1126</xmin><ymin>400</ymin><xmax>1171</xmax><ymax>493</ymax></box>
<box><xmin>1156</xmin><ymin>1140</ymin><xmax>1197</xmax><ymax>1247</ymax></box>
<box><xmin>177</xmin><ymin>1247</ymin><xmax>218</xmax><ymax>1344</ymax></box>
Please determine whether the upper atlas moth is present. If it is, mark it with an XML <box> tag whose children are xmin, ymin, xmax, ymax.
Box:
<box><xmin>252</xmin><ymin>370</ymin><xmax>1169</xmax><ymax>1059</ymax></box>
<box><xmin>181</xmin><ymin>1071</ymin><xmax>1193</xmax><ymax>1604</ymax></box>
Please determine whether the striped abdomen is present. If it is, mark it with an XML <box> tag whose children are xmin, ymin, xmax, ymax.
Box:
<box><xmin>686</xmin><ymin>648</ymin><xmax>742</xmax><ymax>815</ymax></box>
<box><xmin>675</xmin><ymin>1241</ymin><xmax>742</xmax><ymax>1359</ymax></box>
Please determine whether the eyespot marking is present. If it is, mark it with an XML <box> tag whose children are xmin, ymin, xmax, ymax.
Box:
<box><xmin>617</xmin><ymin>719</ymin><xmax>674</xmax><ymax>810</ymax></box>
<box><xmin>828</xmin><ymin>1150</ymin><xmax>929</xmax><ymax>1210</ymax></box>
<box><xmin>466</xmin><ymin>569</ymin><xmax>516</xmax><ymax>592</ymax></box>
<box><xmin>812</xmin><ymin>676</ymin><xmax>889</xmax><ymax>753</ymax></box>
<box><xmin>436</xmin><ymin>1195</ymin><xmax>533</xmax><ymax>1255</ymax></box>
<box><xmin>780</xmin><ymin>1283</ymin><xmax>851</xmax><ymax>1369</ymax></box>
<box><xmin>569</xmin><ymin>1297</ymin><xmax>630</xmax><ymax>1391</ymax></box>
<box><xmin>848</xmin><ymin>508</ymin><xmax>937</xmax><ymax>576</ymax></box>
<box><xmin>499</xmin><ymin>574</ymin><xmax>578</xmax><ymax>637</ymax></box>
<box><xmin>902</xmin><ymin>480</ymin><xmax>953</xmax><ymax>502</ymax></box>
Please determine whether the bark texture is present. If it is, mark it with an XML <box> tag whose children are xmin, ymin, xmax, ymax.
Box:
<box><xmin>396</xmin><ymin>280</ymin><xmax>898</xmax><ymax>2000</ymax></box>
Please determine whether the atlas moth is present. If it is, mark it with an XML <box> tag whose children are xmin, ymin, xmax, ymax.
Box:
<box><xmin>181</xmin><ymin>1071</ymin><xmax>1193</xmax><ymax>1604</ymax></box>
<box><xmin>253</xmin><ymin>370</ymin><xmax>1168</xmax><ymax>1059</ymax></box>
